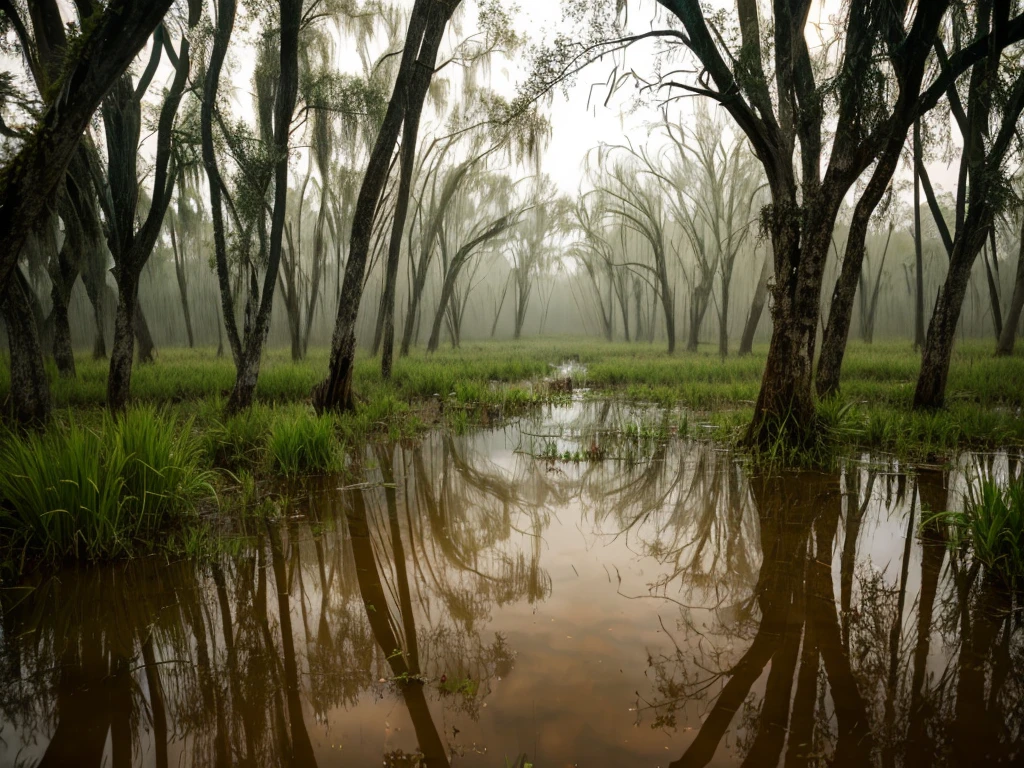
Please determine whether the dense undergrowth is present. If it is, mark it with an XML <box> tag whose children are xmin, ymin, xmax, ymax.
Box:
<box><xmin>1</xmin><ymin>339</ymin><xmax>1023</xmax><ymax>569</ymax></box>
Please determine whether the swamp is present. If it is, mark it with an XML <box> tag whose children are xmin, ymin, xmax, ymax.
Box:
<box><xmin>2</xmin><ymin>0</ymin><xmax>1024</xmax><ymax>766</ymax></box>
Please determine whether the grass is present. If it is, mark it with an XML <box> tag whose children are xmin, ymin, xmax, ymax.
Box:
<box><xmin>0</xmin><ymin>406</ymin><xmax>213</xmax><ymax>565</ymax></box>
<box><xmin>928</xmin><ymin>475</ymin><xmax>1024</xmax><ymax>589</ymax></box>
<box><xmin>266</xmin><ymin>407</ymin><xmax>341</xmax><ymax>475</ymax></box>
<box><xmin>0</xmin><ymin>338</ymin><xmax>1022</xmax><ymax>571</ymax></box>
<box><xmin>2</xmin><ymin>339</ymin><xmax>1023</xmax><ymax>463</ymax></box>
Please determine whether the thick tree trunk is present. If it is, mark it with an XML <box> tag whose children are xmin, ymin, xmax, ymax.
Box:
<box><xmin>914</xmin><ymin>227</ymin><xmax>988</xmax><ymax>409</ymax></box>
<box><xmin>995</xmin><ymin>215</ymin><xmax>1024</xmax><ymax>356</ymax></box>
<box><xmin>50</xmin><ymin>288</ymin><xmax>76</xmax><ymax>378</ymax></box>
<box><xmin>107</xmin><ymin>271</ymin><xmax>139</xmax><ymax>411</ymax></box>
<box><xmin>746</xmin><ymin>203</ymin><xmax>834</xmax><ymax>448</ymax></box>
<box><xmin>316</xmin><ymin>0</ymin><xmax>454</xmax><ymax>411</ymax></box>
<box><xmin>1</xmin><ymin>268</ymin><xmax>51</xmax><ymax>426</ymax></box>
<box><xmin>739</xmin><ymin>254</ymin><xmax>769</xmax><ymax>356</ymax></box>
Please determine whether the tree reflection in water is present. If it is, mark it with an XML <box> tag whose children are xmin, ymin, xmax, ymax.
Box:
<box><xmin>0</xmin><ymin>404</ymin><xmax>1021</xmax><ymax>767</ymax></box>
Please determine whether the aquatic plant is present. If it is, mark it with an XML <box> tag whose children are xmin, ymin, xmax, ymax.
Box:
<box><xmin>931</xmin><ymin>476</ymin><xmax>1024</xmax><ymax>588</ymax></box>
<box><xmin>0</xmin><ymin>407</ymin><xmax>213</xmax><ymax>563</ymax></box>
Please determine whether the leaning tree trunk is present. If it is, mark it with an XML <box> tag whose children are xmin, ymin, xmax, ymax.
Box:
<box><xmin>380</xmin><ymin>90</ymin><xmax>427</xmax><ymax>380</ymax></box>
<box><xmin>914</xmin><ymin>225</ymin><xmax>989</xmax><ymax>409</ymax></box>
<box><xmin>427</xmin><ymin>265</ymin><xmax>462</xmax><ymax>352</ymax></box>
<box><xmin>995</xmin><ymin>215</ymin><xmax>1024</xmax><ymax>356</ymax></box>
<box><xmin>817</xmin><ymin>151</ymin><xmax>900</xmax><ymax>398</ymax></box>
<box><xmin>1</xmin><ymin>268</ymin><xmax>51</xmax><ymax>426</ymax></box>
<box><xmin>739</xmin><ymin>254</ymin><xmax>770</xmax><ymax>356</ymax></box>
<box><xmin>316</xmin><ymin>0</ymin><xmax>454</xmax><ymax>412</ymax></box>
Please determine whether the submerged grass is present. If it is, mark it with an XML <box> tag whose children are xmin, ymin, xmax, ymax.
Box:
<box><xmin>0</xmin><ymin>406</ymin><xmax>213</xmax><ymax>564</ymax></box>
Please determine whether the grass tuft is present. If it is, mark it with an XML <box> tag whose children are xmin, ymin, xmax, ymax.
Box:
<box><xmin>0</xmin><ymin>407</ymin><xmax>212</xmax><ymax>564</ymax></box>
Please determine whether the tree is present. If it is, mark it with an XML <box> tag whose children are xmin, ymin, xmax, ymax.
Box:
<box><xmin>507</xmin><ymin>177</ymin><xmax>565</xmax><ymax>340</ymax></box>
<box><xmin>532</xmin><ymin>0</ymin><xmax>1018</xmax><ymax>445</ymax></box>
<box><xmin>102</xmin><ymin>9</ymin><xmax>198</xmax><ymax>410</ymax></box>
<box><xmin>202</xmin><ymin>0</ymin><xmax>304</xmax><ymax>413</ymax></box>
<box><xmin>0</xmin><ymin>0</ymin><xmax>174</xmax><ymax>425</ymax></box>
<box><xmin>316</xmin><ymin>0</ymin><xmax>461</xmax><ymax>412</ymax></box>
<box><xmin>426</xmin><ymin>172</ymin><xmax>525</xmax><ymax>351</ymax></box>
<box><xmin>591</xmin><ymin>151</ymin><xmax>676</xmax><ymax>353</ymax></box>
<box><xmin>915</xmin><ymin>4</ymin><xmax>1024</xmax><ymax>408</ymax></box>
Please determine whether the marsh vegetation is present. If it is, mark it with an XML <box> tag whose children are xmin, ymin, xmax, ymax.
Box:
<box><xmin>2</xmin><ymin>0</ymin><xmax>1024</xmax><ymax>765</ymax></box>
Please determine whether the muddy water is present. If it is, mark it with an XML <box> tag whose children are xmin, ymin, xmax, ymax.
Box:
<box><xmin>1</xmin><ymin>401</ymin><xmax>1022</xmax><ymax>767</ymax></box>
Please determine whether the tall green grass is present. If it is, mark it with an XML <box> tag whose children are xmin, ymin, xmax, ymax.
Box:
<box><xmin>929</xmin><ymin>476</ymin><xmax>1024</xmax><ymax>588</ymax></box>
<box><xmin>267</xmin><ymin>409</ymin><xmax>341</xmax><ymax>475</ymax></box>
<box><xmin>0</xmin><ymin>407</ymin><xmax>213</xmax><ymax>563</ymax></box>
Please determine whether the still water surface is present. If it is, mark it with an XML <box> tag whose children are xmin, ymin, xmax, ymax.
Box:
<box><xmin>1</xmin><ymin>401</ymin><xmax>1022</xmax><ymax>766</ymax></box>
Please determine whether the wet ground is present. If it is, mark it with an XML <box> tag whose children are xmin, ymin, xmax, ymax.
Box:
<box><xmin>1</xmin><ymin>401</ymin><xmax>1022</xmax><ymax>767</ymax></box>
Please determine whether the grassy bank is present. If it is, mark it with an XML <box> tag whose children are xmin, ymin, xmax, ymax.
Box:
<box><xmin>1</xmin><ymin>339</ymin><xmax>1023</xmax><ymax>457</ymax></box>
<box><xmin>1</xmin><ymin>338</ymin><xmax>1023</xmax><ymax>570</ymax></box>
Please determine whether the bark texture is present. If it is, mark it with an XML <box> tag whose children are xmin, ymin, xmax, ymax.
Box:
<box><xmin>316</xmin><ymin>0</ymin><xmax>458</xmax><ymax>411</ymax></box>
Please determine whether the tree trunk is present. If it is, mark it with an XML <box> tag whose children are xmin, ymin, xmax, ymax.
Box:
<box><xmin>995</xmin><ymin>214</ymin><xmax>1024</xmax><ymax>356</ymax></box>
<box><xmin>913</xmin><ymin>120</ymin><xmax>926</xmax><ymax>350</ymax></box>
<box><xmin>381</xmin><ymin>69</ymin><xmax>428</xmax><ymax>380</ymax></box>
<box><xmin>50</xmin><ymin>286</ymin><xmax>76</xmax><ymax>378</ymax></box>
<box><xmin>316</xmin><ymin>0</ymin><xmax>455</xmax><ymax>411</ymax></box>
<box><xmin>739</xmin><ymin>254</ymin><xmax>769</xmax><ymax>356</ymax></box>
<box><xmin>401</xmin><ymin>270</ymin><xmax>429</xmax><ymax>355</ymax></box>
<box><xmin>427</xmin><ymin>267</ymin><xmax>461</xmax><ymax>352</ymax></box>
<box><xmin>719</xmin><ymin>270</ymin><xmax>731</xmax><ymax>358</ymax></box>
<box><xmin>1</xmin><ymin>268</ymin><xmax>51</xmax><ymax>426</ymax></box>
<box><xmin>746</xmin><ymin>202</ymin><xmax>834</xmax><ymax>448</ymax></box>
<box><xmin>227</xmin><ymin>0</ymin><xmax>301</xmax><ymax>413</ymax></box>
<box><xmin>134</xmin><ymin>302</ymin><xmax>156</xmax><ymax>364</ymax></box>
<box><xmin>914</xmin><ymin>226</ymin><xmax>988</xmax><ymax>409</ymax></box>
<box><xmin>170</xmin><ymin>220</ymin><xmax>195</xmax><ymax>347</ymax></box>
<box><xmin>817</xmin><ymin>150</ymin><xmax>900</xmax><ymax>397</ymax></box>
<box><xmin>203</xmin><ymin>0</ymin><xmax>243</xmax><ymax>368</ymax></box>
<box><xmin>107</xmin><ymin>270</ymin><xmax>139</xmax><ymax>410</ymax></box>
<box><xmin>981</xmin><ymin>232</ymin><xmax>1003</xmax><ymax>340</ymax></box>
